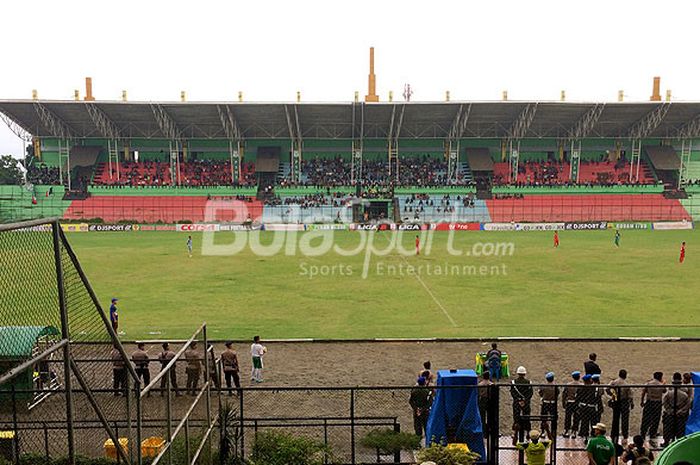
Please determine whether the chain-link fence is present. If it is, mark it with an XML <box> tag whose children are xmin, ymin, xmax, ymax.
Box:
<box><xmin>0</xmin><ymin>219</ymin><xmax>217</xmax><ymax>465</ymax></box>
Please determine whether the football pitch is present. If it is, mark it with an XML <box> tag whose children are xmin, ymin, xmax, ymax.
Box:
<box><xmin>67</xmin><ymin>228</ymin><xmax>699</xmax><ymax>340</ymax></box>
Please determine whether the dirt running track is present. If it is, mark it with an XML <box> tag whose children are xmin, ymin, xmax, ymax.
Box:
<box><xmin>224</xmin><ymin>340</ymin><xmax>700</xmax><ymax>386</ymax></box>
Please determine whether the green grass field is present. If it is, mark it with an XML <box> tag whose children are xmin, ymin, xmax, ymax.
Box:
<box><xmin>66</xmin><ymin>229</ymin><xmax>699</xmax><ymax>340</ymax></box>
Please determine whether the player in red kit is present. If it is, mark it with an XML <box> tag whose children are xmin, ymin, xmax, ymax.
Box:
<box><xmin>680</xmin><ymin>241</ymin><xmax>686</xmax><ymax>263</ymax></box>
<box><xmin>553</xmin><ymin>230</ymin><xmax>559</xmax><ymax>248</ymax></box>
<box><xmin>415</xmin><ymin>235</ymin><xmax>420</xmax><ymax>255</ymax></box>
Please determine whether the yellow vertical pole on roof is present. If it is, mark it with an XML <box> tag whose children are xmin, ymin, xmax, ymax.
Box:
<box><xmin>34</xmin><ymin>138</ymin><xmax>42</xmax><ymax>160</ymax></box>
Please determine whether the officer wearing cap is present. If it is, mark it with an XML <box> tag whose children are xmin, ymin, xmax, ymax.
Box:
<box><xmin>409</xmin><ymin>376</ymin><xmax>432</xmax><ymax>442</ymax></box>
<box><xmin>109</xmin><ymin>298</ymin><xmax>119</xmax><ymax>332</ymax></box>
<box><xmin>511</xmin><ymin>366</ymin><xmax>533</xmax><ymax>445</ymax></box>
<box><xmin>562</xmin><ymin>371</ymin><xmax>582</xmax><ymax>438</ymax></box>
<box><xmin>515</xmin><ymin>429</ymin><xmax>551</xmax><ymax>465</ymax></box>
<box><xmin>574</xmin><ymin>374</ymin><xmax>598</xmax><ymax>442</ymax></box>
<box><xmin>539</xmin><ymin>372</ymin><xmax>559</xmax><ymax>439</ymax></box>
<box><xmin>586</xmin><ymin>423</ymin><xmax>615</xmax><ymax>465</ymax></box>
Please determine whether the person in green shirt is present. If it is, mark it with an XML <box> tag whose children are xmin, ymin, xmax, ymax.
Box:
<box><xmin>515</xmin><ymin>430</ymin><xmax>550</xmax><ymax>465</ymax></box>
<box><xmin>586</xmin><ymin>423</ymin><xmax>615</xmax><ymax>465</ymax></box>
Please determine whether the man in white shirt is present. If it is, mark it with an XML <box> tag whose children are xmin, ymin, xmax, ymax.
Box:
<box><xmin>250</xmin><ymin>335</ymin><xmax>267</xmax><ymax>383</ymax></box>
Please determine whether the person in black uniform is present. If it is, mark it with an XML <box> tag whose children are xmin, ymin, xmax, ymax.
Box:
<box><xmin>409</xmin><ymin>376</ymin><xmax>432</xmax><ymax>443</ymax></box>
<box><xmin>575</xmin><ymin>374</ymin><xmax>598</xmax><ymax>442</ymax></box>
<box><xmin>511</xmin><ymin>366</ymin><xmax>533</xmax><ymax>445</ymax></box>
<box><xmin>584</xmin><ymin>353</ymin><xmax>601</xmax><ymax>376</ymax></box>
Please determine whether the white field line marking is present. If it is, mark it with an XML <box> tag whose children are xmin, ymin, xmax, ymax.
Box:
<box><xmin>380</xmin><ymin>233</ymin><xmax>458</xmax><ymax>327</ymax></box>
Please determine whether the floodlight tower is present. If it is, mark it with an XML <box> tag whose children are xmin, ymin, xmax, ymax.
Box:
<box><xmin>402</xmin><ymin>84</ymin><xmax>413</xmax><ymax>102</ymax></box>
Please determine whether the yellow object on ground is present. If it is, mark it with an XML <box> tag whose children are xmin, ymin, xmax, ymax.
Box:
<box><xmin>446</xmin><ymin>443</ymin><xmax>470</xmax><ymax>452</ymax></box>
<box><xmin>0</xmin><ymin>431</ymin><xmax>15</xmax><ymax>439</ymax></box>
<box><xmin>104</xmin><ymin>438</ymin><xmax>128</xmax><ymax>459</ymax></box>
<box><xmin>141</xmin><ymin>437</ymin><xmax>165</xmax><ymax>458</ymax></box>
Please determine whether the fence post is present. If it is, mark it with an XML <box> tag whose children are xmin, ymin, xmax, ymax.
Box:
<box><xmin>323</xmin><ymin>418</ymin><xmax>329</xmax><ymax>465</ymax></box>
<box><xmin>488</xmin><ymin>384</ymin><xmax>499</xmax><ymax>465</ymax></box>
<box><xmin>44</xmin><ymin>423</ymin><xmax>49</xmax><ymax>463</ymax></box>
<box><xmin>125</xmin><ymin>370</ymin><xmax>133</xmax><ymax>464</ymax></box>
<box><xmin>52</xmin><ymin>221</ymin><xmax>75</xmax><ymax>465</ymax></box>
<box><xmin>239</xmin><ymin>389</ymin><xmax>245</xmax><ymax>458</ymax></box>
<box><xmin>114</xmin><ymin>422</ymin><xmax>120</xmax><ymax>465</ymax></box>
<box><xmin>184</xmin><ymin>417</ymin><xmax>191</xmax><ymax>465</ymax></box>
<box><xmin>393</xmin><ymin>421</ymin><xmax>401</xmax><ymax>464</ymax></box>
<box><xmin>551</xmin><ymin>398</ymin><xmax>558</xmax><ymax>465</ymax></box>
<box><xmin>672</xmin><ymin>384</ymin><xmax>678</xmax><ymax>445</ymax></box>
<box><xmin>11</xmin><ymin>385</ymin><xmax>19</xmax><ymax>465</ymax></box>
<box><xmin>350</xmin><ymin>388</ymin><xmax>356</xmax><ymax>465</ymax></box>
<box><xmin>611</xmin><ymin>386</ymin><xmax>621</xmax><ymax>444</ymax></box>
<box><xmin>203</xmin><ymin>325</ymin><xmax>212</xmax><ymax>464</ymax></box>
<box><xmin>166</xmin><ymin>368</ymin><xmax>173</xmax><ymax>465</ymax></box>
<box><xmin>136</xmin><ymin>379</ymin><xmax>142</xmax><ymax>465</ymax></box>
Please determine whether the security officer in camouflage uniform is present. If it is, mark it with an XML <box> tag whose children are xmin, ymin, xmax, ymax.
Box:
<box><xmin>562</xmin><ymin>371</ymin><xmax>582</xmax><ymax>438</ymax></box>
<box><xmin>538</xmin><ymin>372</ymin><xmax>559</xmax><ymax>439</ymax></box>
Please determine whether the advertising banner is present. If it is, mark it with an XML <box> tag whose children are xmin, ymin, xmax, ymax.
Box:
<box><xmin>482</xmin><ymin>223</ymin><xmax>515</xmax><ymax>231</ymax></box>
<box><xmin>88</xmin><ymin>224</ymin><xmax>135</xmax><ymax>232</ymax></box>
<box><xmin>176</xmin><ymin>224</ymin><xmax>221</xmax><ymax>232</ymax></box>
<box><xmin>514</xmin><ymin>223</ymin><xmax>565</xmax><ymax>231</ymax></box>
<box><xmin>432</xmin><ymin>223</ymin><xmax>481</xmax><ymax>231</ymax></box>
<box><xmin>652</xmin><ymin>221</ymin><xmax>693</xmax><ymax>230</ymax></box>
<box><xmin>609</xmin><ymin>222</ymin><xmax>651</xmax><ymax>230</ymax></box>
<box><xmin>261</xmin><ymin>224</ymin><xmax>306</xmax><ymax>231</ymax></box>
<box><xmin>61</xmin><ymin>223</ymin><xmax>89</xmax><ymax>232</ymax></box>
<box><xmin>219</xmin><ymin>224</ymin><xmax>262</xmax><ymax>231</ymax></box>
<box><xmin>349</xmin><ymin>223</ymin><xmax>393</xmax><ymax>231</ymax></box>
<box><xmin>564</xmin><ymin>222</ymin><xmax>608</xmax><ymax>230</ymax></box>
<box><xmin>305</xmin><ymin>224</ymin><xmax>349</xmax><ymax>231</ymax></box>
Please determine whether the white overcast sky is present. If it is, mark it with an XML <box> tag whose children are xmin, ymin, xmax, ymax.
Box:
<box><xmin>1</xmin><ymin>0</ymin><xmax>698</xmax><ymax>157</ymax></box>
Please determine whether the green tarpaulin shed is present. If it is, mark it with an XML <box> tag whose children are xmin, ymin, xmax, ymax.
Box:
<box><xmin>0</xmin><ymin>326</ymin><xmax>60</xmax><ymax>360</ymax></box>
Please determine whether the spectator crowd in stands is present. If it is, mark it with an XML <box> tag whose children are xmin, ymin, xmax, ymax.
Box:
<box><xmin>28</xmin><ymin>152</ymin><xmax>665</xmax><ymax>191</ymax></box>
<box><xmin>93</xmin><ymin>160</ymin><xmax>257</xmax><ymax>187</ymax></box>
<box><xmin>492</xmin><ymin>156</ymin><xmax>656</xmax><ymax>188</ymax></box>
<box><xmin>403</xmin><ymin>193</ymin><xmax>476</xmax><ymax>215</ymax></box>
<box><xmin>299</xmin><ymin>156</ymin><xmax>464</xmax><ymax>188</ymax></box>
<box><xmin>26</xmin><ymin>164</ymin><xmax>60</xmax><ymax>185</ymax></box>
<box><xmin>264</xmin><ymin>192</ymin><xmax>352</xmax><ymax>209</ymax></box>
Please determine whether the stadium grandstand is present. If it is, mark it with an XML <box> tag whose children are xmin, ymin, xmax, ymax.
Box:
<box><xmin>2</xmin><ymin>96</ymin><xmax>700</xmax><ymax>225</ymax></box>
